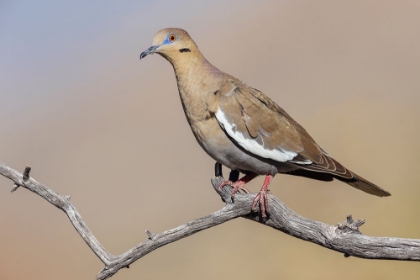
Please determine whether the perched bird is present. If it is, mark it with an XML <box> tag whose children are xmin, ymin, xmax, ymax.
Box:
<box><xmin>140</xmin><ymin>28</ymin><xmax>390</xmax><ymax>218</ymax></box>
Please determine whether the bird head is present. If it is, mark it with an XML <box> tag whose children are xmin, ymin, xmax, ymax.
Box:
<box><xmin>140</xmin><ymin>28</ymin><xmax>199</xmax><ymax>63</ymax></box>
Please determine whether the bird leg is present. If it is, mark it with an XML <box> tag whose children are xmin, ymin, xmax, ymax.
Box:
<box><xmin>228</xmin><ymin>169</ymin><xmax>240</xmax><ymax>182</ymax></box>
<box><xmin>217</xmin><ymin>173</ymin><xmax>257</xmax><ymax>195</ymax></box>
<box><xmin>251</xmin><ymin>175</ymin><xmax>273</xmax><ymax>218</ymax></box>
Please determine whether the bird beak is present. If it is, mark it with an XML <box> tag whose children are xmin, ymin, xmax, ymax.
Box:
<box><xmin>140</xmin><ymin>45</ymin><xmax>159</xmax><ymax>60</ymax></box>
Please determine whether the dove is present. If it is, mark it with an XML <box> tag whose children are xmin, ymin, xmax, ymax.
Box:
<box><xmin>140</xmin><ymin>28</ymin><xmax>390</xmax><ymax>218</ymax></box>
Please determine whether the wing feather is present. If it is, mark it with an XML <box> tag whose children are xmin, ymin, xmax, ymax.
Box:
<box><xmin>212</xmin><ymin>78</ymin><xmax>390</xmax><ymax>196</ymax></box>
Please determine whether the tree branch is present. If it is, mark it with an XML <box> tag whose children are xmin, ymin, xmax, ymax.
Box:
<box><xmin>1</xmin><ymin>161</ymin><xmax>419</xmax><ymax>280</ymax></box>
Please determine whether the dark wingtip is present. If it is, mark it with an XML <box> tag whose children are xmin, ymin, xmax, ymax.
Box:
<box><xmin>337</xmin><ymin>173</ymin><xmax>391</xmax><ymax>197</ymax></box>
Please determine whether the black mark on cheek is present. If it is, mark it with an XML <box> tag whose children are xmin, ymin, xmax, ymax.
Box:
<box><xmin>179</xmin><ymin>48</ymin><xmax>191</xmax><ymax>53</ymax></box>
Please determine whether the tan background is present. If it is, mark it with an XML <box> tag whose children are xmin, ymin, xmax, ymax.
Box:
<box><xmin>1</xmin><ymin>1</ymin><xmax>420</xmax><ymax>279</ymax></box>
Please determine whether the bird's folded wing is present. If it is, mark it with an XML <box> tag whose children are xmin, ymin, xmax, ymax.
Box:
<box><xmin>214</xmin><ymin>78</ymin><xmax>352</xmax><ymax>178</ymax></box>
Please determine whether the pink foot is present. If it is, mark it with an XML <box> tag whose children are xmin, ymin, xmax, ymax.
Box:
<box><xmin>251</xmin><ymin>175</ymin><xmax>273</xmax><ymax>218</ymax></box>
<box><xmin>218</xmin><ymin>180</ymin><xmax>250</xmax><ymax>195</ymax></box>
<box><xmin>217</xmin><ymin>173</ymin><xmax>257</xmax><ymax>196</ymax></box>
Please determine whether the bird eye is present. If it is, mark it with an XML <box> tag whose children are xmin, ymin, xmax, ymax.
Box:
<box><xmin>168</xmin><ymin>34</ymin><xmax>177</xmax><ymax>42</ymax></box>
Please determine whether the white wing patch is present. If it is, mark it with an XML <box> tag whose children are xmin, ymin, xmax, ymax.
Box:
<box><xmin>216</xmin><ymin>109</ymin><xmax>305</xmax><ymax>163</ymax></box>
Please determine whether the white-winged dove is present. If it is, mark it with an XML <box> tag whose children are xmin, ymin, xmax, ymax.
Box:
<box><xmin>140</xmin><ymin>28</ymin><xmax>390</xmax><ymax>218</ymax></box>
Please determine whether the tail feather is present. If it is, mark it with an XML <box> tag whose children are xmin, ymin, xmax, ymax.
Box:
<box><xmin>335</xmin><ymin>172</ymin><xmax>391</xmax><ymax>197</ymax></box>
<box><xmin>291</xmin><ymin>153</ymin><xmax>391</xmax><ymax>197</ymax></box>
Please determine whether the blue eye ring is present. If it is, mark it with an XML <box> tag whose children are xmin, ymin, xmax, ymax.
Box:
<box><xmin>164</xmin><ymin>34</ymin><xmax>177</xmax><ymax>45</ymax></box>
<box><xmin>168</xmin><ymin>34</ymin><xmax>177</xmax><ymax>42</ymax></box>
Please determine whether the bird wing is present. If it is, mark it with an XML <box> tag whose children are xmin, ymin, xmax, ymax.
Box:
<box><xmin>214</xmin><ymin>78</ymin><xmax>352</xmax><ymax>178</ymax></box>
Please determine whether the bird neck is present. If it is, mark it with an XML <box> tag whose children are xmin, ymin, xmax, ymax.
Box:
<box><xmin>167</xmin><ymin>52</ymin><xmax>223</xmax><ymax>121</ymax></box>
<box><xmin>171</xmin><ymin>53</ymin><xmax>223</xmax><ymax>96</ymax></box>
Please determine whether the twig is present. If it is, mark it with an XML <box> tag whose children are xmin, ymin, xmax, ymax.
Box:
<box><xmin>1</xmin><ymin>160</ymin><xmax>419</xmax><ymax>280</ymax></box>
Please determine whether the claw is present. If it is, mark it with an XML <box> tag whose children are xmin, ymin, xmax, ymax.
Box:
<box><xmin>251</xmin><ymin>175</ymin><xmax>273</xmax><ymax>218</ymax></box>
<box><xmin>217</xmin><ymin>173</ymin><xmax>257</xmax><ymax>195</ymax></box>
<box><xmin>217</xmin><ymin>180</ymin><xmax>250</xmax><ymax>195</ymax></box>
<box><xmin>218</xmin><ymin>173</ymin><xmax>274</xmax><ymax>219</ymax></box>
<box><xmin>251</xmin><ymin>189</ymin><xmax>269</xmax><ymax>217</ymax></box>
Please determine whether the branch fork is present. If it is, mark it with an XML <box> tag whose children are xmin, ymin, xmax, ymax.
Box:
<box><xmin>1</xmin><ymin>161</ymin><xmax>419</xmax><ymax>279</ymax></box>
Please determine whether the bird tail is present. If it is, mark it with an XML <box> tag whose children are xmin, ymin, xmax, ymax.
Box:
<box><xmin>291</xmin><ymin>155</ymin><xmax>391</xmax><ymax>197</ymax></box>
<box><xmin>335</xmin><ymin>171</ymin><xmax>391</xmax><ymax>197</ymax></box>
<box><xmin>290</xmin><ymin>151</ymin><xmax>391</xmax><ymax>197</ymax></box>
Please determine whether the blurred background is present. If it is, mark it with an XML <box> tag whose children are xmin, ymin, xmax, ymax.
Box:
<box><xmin>1</xmin><ymin>1</ymin><xmax>420</xmax><ymax>279</ymax></box>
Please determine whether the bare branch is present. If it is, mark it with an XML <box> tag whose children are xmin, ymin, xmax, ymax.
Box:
<box><xmin>0</xmin><ymin>161</ymin><xmax>116</xmax><ymax>266</ymax></box>
<box><xmin>1</xmin><ymin>160</ymin><xmax>419</xmax><ymax>280</ymax></box>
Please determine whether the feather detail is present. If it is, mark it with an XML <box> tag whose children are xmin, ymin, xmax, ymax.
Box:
<box><xmin>215</xmin><ymin>109</ymin><xmax>298</xmax><ymax>162</ymax></box>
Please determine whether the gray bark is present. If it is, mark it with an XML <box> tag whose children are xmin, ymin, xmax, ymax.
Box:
<box><xmin>0</xmin><ymin>161</ymin><xmax>419</xmax><ymax>280</ymax></box>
